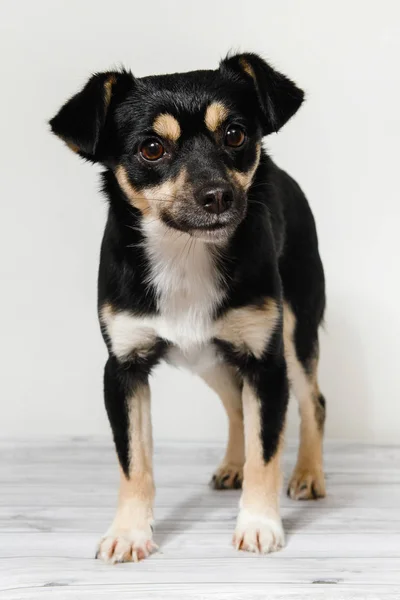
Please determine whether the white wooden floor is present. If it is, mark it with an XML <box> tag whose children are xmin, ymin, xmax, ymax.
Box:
<box><xmin>1</xmin><ymin>440</ymin><xmax>400</xmax><ymax>599</ymax></box>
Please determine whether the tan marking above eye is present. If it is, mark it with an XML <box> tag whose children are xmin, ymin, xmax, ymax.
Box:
<box><xmin>152</xmin><ymin>113</ymin><xmax>181</xmax><ymax>142</ymax></box>
<box><xmin>205</xmin><ymin>102</ymin><xmax>229</xmax><ymax>132</ymax></box>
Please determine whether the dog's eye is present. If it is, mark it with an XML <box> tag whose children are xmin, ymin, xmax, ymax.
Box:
<box><xmin>225</xmin><ymin>125</ymin><xmax>246</xmax><ymax>148</ymax></box>
<box><xmin>140</xmin><ymin>139</ymin><xmax>165</xmax><ymax>161</ymax></box>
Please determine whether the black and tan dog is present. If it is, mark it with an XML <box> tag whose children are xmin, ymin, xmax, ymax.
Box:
<box><xmin>50</xmin><ymin>52</ymin><xmax>326</xmax><ymax>563</ymax></box>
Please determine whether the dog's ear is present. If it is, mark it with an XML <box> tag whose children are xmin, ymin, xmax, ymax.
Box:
<box><xmin>220</xmin><ymin>52</ymin><xmax>304</xmax><ymax>135</ymax></box>
<box><xmin>49</xmin><ymin>70</ymin><xmax>134</xmax><ymax>159</ymax></box>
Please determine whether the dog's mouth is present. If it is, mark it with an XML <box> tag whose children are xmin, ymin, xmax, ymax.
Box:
<box><xmin>190</xmin><ymin>222</ymin><xmax>237</xmax><ymax>242</ymax></box>
<box><xmin>194</xmin><ymin>220</ymin><xmax>232</xmax><ymax>232</ymax></box>
<box><xmin>160</xmin><ymin>211</ymin><xmax>243</xmax><ymax>242</ymax></box>
<box><xmin>160</xmin><ymin>195</ymin><xmax>247</xmax><ymax>242</ymax></box>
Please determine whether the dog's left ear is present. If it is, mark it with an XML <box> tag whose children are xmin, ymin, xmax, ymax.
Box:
<box><xmin>220</xmin><ymin>52</ymin><xmax>304</xmax><ymax>135</ymax></box>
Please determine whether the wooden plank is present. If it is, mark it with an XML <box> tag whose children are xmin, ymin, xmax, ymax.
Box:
<box><xmin>2</xmin><ymin>583</ymin><xmax>400</xmax><ymax>600</ymax></box>
<box><xmin>1</xmin><ymin>556</ymin><xmax>400</xmax><ymax>588</ymax></box>
<box><xmin>1</xmin><ymin>532</ymin><xmax>400</xmax><ymax>559</ymax></box>
<box><xmin>1</xmin><ymin>440</ymin><xmax>400</xmax><ymax>599</ymax></box>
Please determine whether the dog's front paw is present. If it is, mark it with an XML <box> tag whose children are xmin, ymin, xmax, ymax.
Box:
<box><xmin>287</xmin><ymin>466</ymin><xmax>326</xmax><ymax>500</ymax></box>
<box><xmin>96</xmin><ymin>527</ymin><xmax>157</xmax><ymax>564</ymax></box>
<box><xmin>233</xmin><ymin>509</ymin><xmax>285</xmax><ymax>554</ymax></box>
<box><xmin>211</xmin><ymin>463</ymin><xmax>243</xmax><ymax>490</ymax></box>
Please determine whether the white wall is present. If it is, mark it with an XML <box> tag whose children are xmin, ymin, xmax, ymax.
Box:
<box><xmin>1</xmin><ymin>0</ymin><xmax>399</xmax><ymax>442</ymax></box>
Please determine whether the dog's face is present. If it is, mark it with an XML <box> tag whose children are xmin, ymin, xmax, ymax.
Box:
<box><xmin>50</xmin><ymin>53</ymin><xmax>303</xmax><ymax>241</ymax></box>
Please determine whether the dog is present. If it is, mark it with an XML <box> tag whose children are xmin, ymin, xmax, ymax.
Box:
<box><xmin>50</xmin><ymin>52</ymin><xmax>326</xmax><ymax>563</ymax></box>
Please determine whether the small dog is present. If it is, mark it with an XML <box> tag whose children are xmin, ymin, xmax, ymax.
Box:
<box><xmin>50</xmin><ymin>52</ymin><xmax>326</xmax><ymax>563</ymax></box>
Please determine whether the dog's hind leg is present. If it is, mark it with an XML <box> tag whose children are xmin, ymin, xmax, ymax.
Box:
<box><xmin>200</xmin><ymin>364</ymin><xmax>245</xmax><ymax>489</ymax></box>
<box><xmin>285</xmin><ymin>305</ymin><xmax>326</xmax><ymax>500</ymax></box>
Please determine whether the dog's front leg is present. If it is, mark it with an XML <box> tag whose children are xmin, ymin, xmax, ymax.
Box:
<box><xmin>97</xmin><ymin>356</ymin><xmax>157</xmax><ymax>564</ymax></box>
<box><xmin>234</xmin><ymin>352</ymin><xmax>288</xmax><ymax>554</ymax></box>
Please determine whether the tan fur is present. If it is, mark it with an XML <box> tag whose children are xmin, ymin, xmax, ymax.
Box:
<box><xmin>115</xmin><ymin>165</ymin><xmax>151</xmax><ymax>215</ymax></box>
<box><xmin>241</xmin><ymin>380</ymin><xmax>283</xmax><ymax>514</ymax></box>
<box><xmin>233</xmin><ymin>380</ymin><xmax>285</xmax><ymax>554</ymax></box>
<box><xmin>239</xmin><ymin>58</ymin><xmax>256</xmax><ymax>81</ymax></box>
<box><xmin>284</xmin><ymin>303</ymin><xmax>326</xmax><ymax>499</ymax></box>
<box><xmin>200</xmin><ymin>364</ymin><xmax>244</xmax><ymax>485</ymax></box>
<box><xmin>229</xmin><ymin>143</ymin><xmax>261</xmax><ymax>191</ymax></box>
<box><xmin>98</xmin><ymin>383</ymin><xmax>155</xmax><ymax>563</ymax></box>
<box><xmin>112</xmin><ymin>383</ymin><xmax>154</xmax><ymax>516</ymax></box>
<box><xmin>100</xmin><ymin>302</ymin><xmax>113</xmax><ymax>324</ymax></box>
<box><xmin>153</xmin><ymin>113</ymin><xmax>181</xmax><ymax>142</ymax></box>
<box><xmin>128</xmin><ymin>383</ymin><xmax>154</xmax><ymax>476</ymax></box>
<box><xmin>103</xmin><ymin>74</ymin><xmax>117</xmax><ymax>110</ymax></box>
<box><xmin>111</xmin><ymin>465</ymin><xmax>154</xmax><ymax>534</ymax></box>
<box><xmin>141</xmin><ymin>168</ymin><xmax>188</xmax><ymax>212</ymax></box>
<box><xmin>115</xmin><ymin>163</ymin><xmax>190</xmax><ymax>223</ymax></box>
<box><xmin>215</xmin><ymin>297</ymin><xmax>279</xmax><ymax>358</ymax></box>
<box><xmin>66</xmin><ymin>141</ymin><xmax>80</xmax><ymax>153</ymax></box>
<box><xmin>204</xmin><ymin>102</ymin><xmax>229</xmax><ymax>132</ymax></box>
<box><xmin>100</xmin><ymin>303</ymin><xmax>158</xmax><ymax>360</ymax></box>
<box><xmin>59</xmin><ymin>137</ymin><xmax>82</xmax><ymax>154</ymax></box>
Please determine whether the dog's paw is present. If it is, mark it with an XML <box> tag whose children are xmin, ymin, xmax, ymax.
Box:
<box><xmin>233</xmin><ymin>509</ymin><xmax>285</xmax><ymax>554</ymax></box>
<box><xmin>96</xmin><ymin>528</ymin><xmax>157</xmax><ymax>564</ymax></box>
<box><xmin>211</xmin><ymin>463</ymin><xmax>243</xmax><ymax>490</ymax></box>
<box><xmin>287</xmin><ymin>467</ymin><xmax>326</xmax><ymax>500</ymax></box>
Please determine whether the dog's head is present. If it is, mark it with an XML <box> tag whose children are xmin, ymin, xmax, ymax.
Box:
<box><xmin>50</xmin><ymin>53</ymin><xmax>303</xmax><ymax>241</ymax></box>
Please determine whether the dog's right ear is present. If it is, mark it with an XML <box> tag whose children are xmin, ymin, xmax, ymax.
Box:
<box><xmin>49</xmin><ymin>70</ymin><xmax>134</xmax><ymax>160</ymax></box>
<box><xmin>220</xmin><ymin>53</ymin><xmax>304</xmax><ymax>136</ymax></box>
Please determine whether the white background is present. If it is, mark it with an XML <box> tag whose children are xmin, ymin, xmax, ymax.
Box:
<box><xmin>1</xmin><ymin>0</ymin><xmax>399</xmax><ymax>442</ymax></box>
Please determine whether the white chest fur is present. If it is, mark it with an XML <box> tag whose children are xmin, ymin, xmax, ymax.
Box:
<box><xmin>101</xmin><ymin>222</ymin><xmax>226</xmax><ymax>369</ymax></box>
<box><xmin>141</xmin><ymin>221</ymin><xmax>225</xmax><ymax>351</ymax></box>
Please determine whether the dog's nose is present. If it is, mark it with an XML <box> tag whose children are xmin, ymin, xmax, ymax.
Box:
<box><xmin>198</xmin><ymin>185</ymin><xmax>234</xmax><ymax>215</ymax></box>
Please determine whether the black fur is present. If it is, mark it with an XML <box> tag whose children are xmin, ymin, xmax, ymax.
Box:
<box><xmin>104</xmin><ymin>342</ymin><xmax>169</xmax><ymax>477</ymax></box>
<box><xmin>50</xmin><ymin>52</ymin><xmax>325</xmax><ymax>477</ymax></box>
